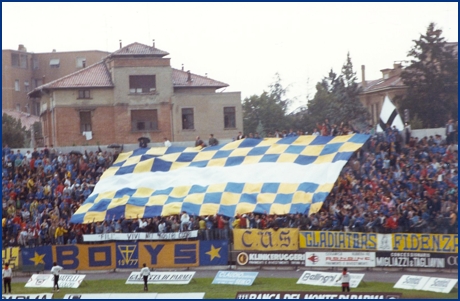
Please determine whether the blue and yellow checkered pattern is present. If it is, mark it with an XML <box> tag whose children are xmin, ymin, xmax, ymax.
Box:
<box><xmin>70</xmin><ymin>134</ymin><xmax>369</xmax><ymax>223</ymax></box>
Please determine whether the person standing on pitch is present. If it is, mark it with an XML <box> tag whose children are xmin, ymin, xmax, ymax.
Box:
<box><xmin>336</xmin><ymin>267</ymin><xmax>351</xmax><ymax>292</ymax></box>
<box><xmin>50</xmin><ymin>262</ymin><xmax>63</xmax><ymax>292</ymax></box>
<box><xmin>140</xmin><ymin>263</ymin><xmax>150</xmax><ymax>291</ymax></box>
<box><xmin>2</xmin><ymin>263</ymin><xmax>12</xmax><ymax>294</ymax></box>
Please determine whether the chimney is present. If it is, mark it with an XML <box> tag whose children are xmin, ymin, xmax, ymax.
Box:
<box><xmin>361</xmin><ymin>65</ymin><xmax>366</xmax><ymax>88</ymax></box>
<box><xmin>181</xmin><ymin>64</ymin><xmax>184</xmax><ymax>71</ymax></box>
<box><xmin>52</xmin><ymin>49</ymin><xmax>56</xmax><ymax>52</ymax></box>
<box><xmin>205</xmin><ymin>73</ymin><xmax>208</xmax><ymax>78</ymax></box>
<box><xmin>187</xmin><ymin>70</ymin><xmax>192</xmax><ymax>82</ymax></box>
<box><xmin>18</xmin><ymin>44</ymin><xmax>26</xmax><ymax>52</ymax></box>
<box><xmin>119</xmin><ymin>40</ymin><xmax>122</xmax><ymax>49</ymax></box>
<box><xmin>82</xmin><ymin>60</ymin><xmax>86</xmax><ymax>68</ymax></box>
<box><xmin>152</xmin><ymin>39</ymin><xmax>155</xmax><ymax>48</ymax></box>
<box><xmin>42</xmin><ymin>75</ymin><xmax>46</xmax><ymax>84</ymax></box>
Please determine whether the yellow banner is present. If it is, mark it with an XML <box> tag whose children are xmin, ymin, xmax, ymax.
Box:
<box><xmin>393</xmin><ymin>233</ymin><xmax>458</xmax><ymax>253</ymax></box>
<box><xmin>139</xmin><ymin>241</ymin><xmax>199</xmax><ymax>268</ymax></box>
<box><xmin>53</xmin><ymin>244</ymin><xmax>116</xmax><ymax>270</ymax></box>
<box><xmin>299</xmin><ymin>231</ymin><xmax>378</xmax><ymax>250</ymax></box>
<box><xmin>233</xmin><ymin>229</ymin><xmax>299</xmax><ymax>251</ymax></box>
<box><xmin>2</xmin><ymin>247</ymin><xmax>19</xmax><ymax>269</ymax></box>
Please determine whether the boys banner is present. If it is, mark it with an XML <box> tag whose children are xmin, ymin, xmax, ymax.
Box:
<box><xmin>2</xmin><ymin>247</ymin><xmax>19</xmax><ymax>269</ymax></box>
<box><xmin>233</xmin><ymin>229</ymin><xmax>298</xmax><ymax>251</ymax></box>
<box><xmin>70</xmin><ymin>134</ymin><xmax>369</xmax><ymax>223</ymax></box>
<box><xmin>21</xmin><ymin>240</ymin><xmax>228</xmax><ymax>270</ymax></box>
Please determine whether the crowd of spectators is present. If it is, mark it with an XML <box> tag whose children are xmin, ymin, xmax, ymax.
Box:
<box><xmin>2</xmin><ymin>120</ymin><xmax>458</xmax><ymax>248</ymax></box>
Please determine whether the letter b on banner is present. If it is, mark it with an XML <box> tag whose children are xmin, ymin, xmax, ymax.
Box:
<box><xmin>55</xmin><ymin>245</ymin><xmax>79</xmax><ymax>269</ymax></box>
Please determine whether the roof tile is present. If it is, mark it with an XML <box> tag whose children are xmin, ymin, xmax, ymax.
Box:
<box><xmin>33</xmin><ymin>61</ymin><xmax>114</xmax><ymax>90</ymax></box>
<box><xmin>172</xmin><ymin>69</ymin><xmax>228</xmax><ymax>89</ymax></box>
<box><xmin>111</xmin><ymin>42</ymin><xmax>169</xmax><ymax>57</ymax></box>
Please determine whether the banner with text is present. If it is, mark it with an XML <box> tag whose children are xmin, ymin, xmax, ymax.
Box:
<box><xmin>63</xmin><ymin>293</ymin><xmax>159</xmax><ymax>299</ymax></box>
<box><xmin>376</xmin><ymin>252</ymin><xmax>453</xmax><ymax>269</ymax></box>
<box><xmin>83</xmin><ymin>231</ymin><xmax>199</xmax><ymax>242</ymax></box>
<box><xmin>305</xmin><ymin>252</ymin><xmax>375</xmax><ymax>267</ymax></box>
<box><xmin>236</xmin><ymin>252</ymin><xmax>305</xmax><ymax>266</ymax></box>
<box><xmin>235</xmin><ymin>292</ymin><xmax>402</xmax><ymax>299</ymax></box>
<box><xmin>212</xmin><ymin>271</ymin><xmax>259</xmax><ymax>286</ymax></box>
<box><xmin>392</xmin><ymin>233</ymin><xmax>457</xmax><ymax>253</ymax></box>
<box><xmin>423</xmin><ymin>277</ymin><xmax>458</xmax><ymax>294</ymax></box>
<box><xmin>21</xmin><ymin>240</ymin><xmax>228</xmax><ymax>270</ymax></box>
<box><xmin>2</xmin><ymin>247</ymin><xmax>19</xmax><ymax>270</ymax></box>
<box><xmin>126</xmin><ymin>271</ymin><xmax>195</xmax><ymax>284</ymax></box>
<box><xmin>25</xmin><ymin>274</ymin><xmax>86</xmax><ymax>288</ymax></box>
<box><xmin>297</xmin><ymin>271</ymin><xmax>364</xmax><ymax>288</ymax></box>
<box><xmin>233</xmin><ymin>229</ymin><xmax>298</xmax><ymax>251</ymax></box>
<box><xmin>63</xmin><ymin>293</ymin><xmax>205</xmax><ymax>299</ymax></box>
<box><xmin>2</xmin><ymin>294</ymin><xmax>54</xmax><ymax>299</ymax></box>
<box><xmin>299</xmin><ymin>232</ymin><xmax>458</xmax><ymax>253</ymax></box>
<box><xmin>299</xmin><ymin>231</ymin><xmax>378</xmax><ymax>250</ymax></box>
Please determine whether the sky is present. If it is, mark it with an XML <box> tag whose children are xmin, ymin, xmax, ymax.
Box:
<box><xmin>2</xmin><ymin>2</ymin><xmax>458</xmax><ymax>112</ymax></box>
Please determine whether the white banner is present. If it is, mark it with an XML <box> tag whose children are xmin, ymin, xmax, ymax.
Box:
<box><xmin>305</xmin><ymin>252</ymin><xmax>375</xmax><ymax>267</ymax></box>
<box><xmin>393</xmin><ymin>275</ymin><xmax>430</xmax><ymax>290</ymax></box>
<box><xmin>394</xmin><ymin>275</ymin><xmax>457</xmax><ymax>293</ymax></box>
<box><xmin>63</xmin><ymin>293</ymin><xmax>158</xmax><ymax>299</ymax></box>
<box><xmin>2</xmin><ymin>294</ymin><xmax>53</xmax><ymax>299</ymax></box>
<box><xmin>63</xmin><ymin>293</ymin><xmax>205</xmax><ymax>299</ymax></box>
<box><xmin>376</xmin><ymin>234</ymin><xmax>393</xmax><ymax>251</ymax></box>
<box><xmin>83</xmin><ymin>231</ymin><xmax>198</xmax><ymax>242</ymax></box>
<box><xmin>157</xmin><ymin>293</ymin><xmax>205</xmax><ymax>299</ymax></box>
<box><xmin>296</xmin><ymin>271</ymin><xmax>364</xmax><ymax>288</ymax></box>
<box><xmin>25</xmin><ymin>274</ymin><xmax>86</xmax><ymax>288</ymax></box>
<box><xmin>424</xmin><ymin>277</ymin><xmax>458</xmax><ymax>294</ymax></box>
<box><xmin>126</xmin><ymin>271</ymin><xmax>195</xmax><ymax>284</ymax></box>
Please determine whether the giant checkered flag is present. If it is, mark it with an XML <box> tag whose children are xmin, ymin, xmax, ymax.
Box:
<box><xmin>376</xmin><ymin>95</ymin><xmax>404</xmax><ymax>132</ymax></box>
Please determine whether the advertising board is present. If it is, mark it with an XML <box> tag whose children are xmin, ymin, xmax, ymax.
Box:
<box><xmin>305</xmin><ymin>252</ymin><xmax>375</xmax><ymax>267</ymax></box>
<box><xmin>212</xmin><ymin>271</ymin><xmax>259</xmax><ymax>286</ymax></box>
<box><xmin>126</xmin><ymin>271</ymin><xmax>195</xmax><ymax>284</ymax></box>
<box><xmin>236</xmin><ymin>252</ymin><xmax>305</xmax><ymax>266</ymax></box>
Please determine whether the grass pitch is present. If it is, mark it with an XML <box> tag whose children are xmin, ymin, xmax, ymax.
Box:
<box><xmin>10</xmin><ymin>278</ymin><xmax>458</xmax><ymax>299</ymax></box>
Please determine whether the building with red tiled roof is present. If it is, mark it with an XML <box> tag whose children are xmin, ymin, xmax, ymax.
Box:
<box><xmin>2</xmin><ymin>45</ymin><xmax>110</xmax><ymax>115</ymax></box>
<box><xmin>359</xmin><ymin>42</ymin><xmax>458</xmax><ymax>126</ymax></box>
<box><xmin>358</xmin><ymin>62</ymin><xmax>407</xmax><ymax>126</ymax></box>
<box><xmin>28</xmin><ymin>41</ymin><xmax>242</xmax><ymax>147</ymax></box>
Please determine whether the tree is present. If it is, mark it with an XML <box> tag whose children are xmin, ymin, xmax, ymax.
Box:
<box><xmin>242</xmin><ymin>73</ymin><xmax>291</xmax><ymax>136</ymax></box>
<box><xmin>399</xmin><ymin>22</ymin><xmax>458</xmax><ymax>128</ymax></box>
<box><xmin>2</xmin><ymin>113</ymin><xmax>30</xmax><ymax>148</ymax></box>
<box><xmin>306</xmin><ymin>53</ymin><xmax>369</xmax><ymax>131</ymax></box>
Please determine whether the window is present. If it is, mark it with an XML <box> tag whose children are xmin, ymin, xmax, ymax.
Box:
<box><xmin>76</xmin><ymin>57</ymin><xmax>86</xmax><ymax>68</ymax></box>
<box><xmin>50</xmin><ymin>59</ymin><xmax>60</xmax><ymax>68</ymax></box>
<box><xmin>24</xmin><ymin>81</ymin><xmax>30</xmax><ymax>92</ymax></box>
<box><xmin>131</xmin><ymin>110</ymin><xmax>158</xmax><ymax>131</ymax></box>
<box><xmin>182</xmin><ymin>108</ymin><xmax>194</xmax><ymax>130</ymax></box>
<box><xmin>80</xmin><ymin>111</ymin><xmax>92</xmax><ymax>132</ymax></box>
<box><xmin>34</xmin><ymin>79</ymin><xmax>43</xmax><ymax>88</ymax></box>
<box><xmin>14</xmin><ymin>80</ymin><xmax>20</xmax><ymax>91</ymax></box>
<box><xmin>129</xmin><ymin>75</ymin><xmax>156</xmax><ymax>94</ymax></box>
<box><xmin>33</xmin><ymin>57</ymin><xmax>39</xmax><ymax>70</ymax></box>
<box><xmin>11</xmin><ymin>53</ymin><xmax>27</xmax><ymax>68</ymax></box>
<box><xmin>78</xmin><ymin>90</ymin><xmax>91</xmax><ymax>99</ymax></box>
<box><xmin>224</xmin><ymin>107</ymin><xmax>236</xmax><ymax>128</ymax></box>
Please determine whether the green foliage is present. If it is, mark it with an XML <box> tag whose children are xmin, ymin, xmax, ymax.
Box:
<box><xmin>400</xmin><ymin>22</ymin><xmax>458</xmax><ymax>128</ymax></box>
<box><xmin>410</xmin><ymin>113</ymin><xmax>424</xmax><ymax>130</ymax></box>
<box><xmin>305</xmin><ymin>53</ymin><xmax>369</xmax><ymax>132</ymax></box>
<box><xmin>242</xmin><ymin>73</ymin><xmax>291</xmax><ymax>136</ymax></box>
<box><xmin>11</xmin><ymin>278</ymin><xmax>458</xmax><ymax>299</ymax></box>
<box><xmin>2</xmin><ymin>113</ymin><xmax>29</xmax><ymax>148</ymax></box>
